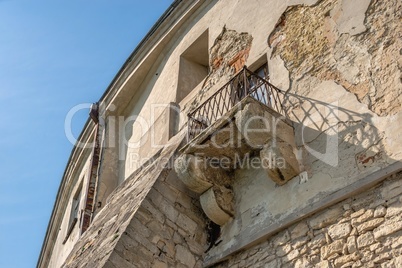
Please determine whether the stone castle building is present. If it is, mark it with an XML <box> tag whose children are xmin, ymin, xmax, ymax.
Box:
<box><xmin>37</xmin><ymin>0</ymin><xmax>402</xmax><ymax>267</ymax></box>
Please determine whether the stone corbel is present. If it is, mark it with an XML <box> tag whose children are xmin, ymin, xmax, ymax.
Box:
<box><xmin>235</xmin><ymin>100</ymin><xmax>302</xmax><ymax>184</ymax></box>
<box><xmin>259</xmin><ymin>141</ymin><xmax>301</xmax><ymax>185</ymax></box>
<box><xmin>174</xmin><ymin>154</ymin><xmax>234</xmax><ymax>226</ymax></box>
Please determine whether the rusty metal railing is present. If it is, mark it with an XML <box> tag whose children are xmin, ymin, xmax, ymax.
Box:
<box><xmin>187</xmin><ymin>66</ymin><xmax>285</xmax><ymax>141</ymax></box>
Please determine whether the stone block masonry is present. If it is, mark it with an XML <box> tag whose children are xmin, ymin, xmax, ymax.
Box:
<box><xmin>106</xmin><ymin>170</ymin><xmax>208</xmax><ymax>268</ymax></box>
<box><xmin>214</xmin><ymin>172</ymin><xmax>402</xmax><ymax>267</ymax></box>
<box><xmin>61</xmin><ymin>132</ymin><xmax>209</xmax><ymax>268</ymax></box>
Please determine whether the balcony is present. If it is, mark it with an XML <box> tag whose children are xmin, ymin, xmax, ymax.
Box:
<box><xmin>175</xmin><ymin>66</ymin><xmax>302</xmax><ymax>226</ymax></box>
<box><xmin>187</xmin><ymin>66</ymin><xmax>285</xmax><ymax>141</ymax></box>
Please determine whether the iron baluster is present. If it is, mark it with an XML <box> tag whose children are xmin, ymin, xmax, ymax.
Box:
<box><xmin>187</xmin><ymin>66</ymin><xmax>285</xmax><ymax>140</ymax></box>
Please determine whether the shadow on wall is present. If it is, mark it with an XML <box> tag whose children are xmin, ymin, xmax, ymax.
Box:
<box><xmin>282</xmin><ymin>92</ymin><xmax>391</xmax><ymax>180</ymax></box>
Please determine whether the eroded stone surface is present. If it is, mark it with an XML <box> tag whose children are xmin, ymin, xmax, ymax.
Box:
<box><xmin>174</xmin><ymin>154</ymin><xmax>214</xmax><ymax>194</ymax></box>
<box><xmin>260</xmin><ymin>142</ymin><xmax>300</xmax><ymax>185</ymax></box>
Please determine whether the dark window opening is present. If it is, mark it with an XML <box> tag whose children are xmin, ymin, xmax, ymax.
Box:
<box><xmin>255</xmin><ymin>62</ymin><xmax>269</xmax><ymax>80</ymax></box>
<box><xmin>249</xmin><ymin>62</ymin><xmax>272</xmax><ymax>107</ymax></box>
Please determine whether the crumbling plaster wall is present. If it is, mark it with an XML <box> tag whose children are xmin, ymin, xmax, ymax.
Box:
<box><xmin>269</xmin><ymin>0</ymin><xmax>401</xmax><ymax>161</ymax></box>
<box><xmin>106</xmin><ymin>0</ymin><xmax>401</xmax><ymax>263</ymax></box>
<box><xmin>118</xmin><ymin>0</ymin><xmax>400</xmax><ymax>263</ymax></box>
<box><xmin>270</xmin><ymin>0</ymin><xmax>401</xmax><ymax>117</ymax></box>
<box><xmin>266</xmin><ymin>0</ymin><xmax>402</xmax><ymax>205</ymax></box>
<box><xmin>184</xmin><ymin>26</ymin><xmax>254</xmax><ymax>114</ymax></box>
<box><xmin>204</xmin><ymin>0</ymin><xmax>401</xmax><ymax>262</ymax></box>
<box><xmin>121</xmin><ymin>0</ymin><xmax>400</xmax><ymax>179</ymax></box>
<box><xmin>120</xmin><ymin>0</ymin><xmax>315</xmax><ymax>180</ymax></box>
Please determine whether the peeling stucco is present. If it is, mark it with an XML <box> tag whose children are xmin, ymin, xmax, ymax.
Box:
<box><xmin>186</xmin><ymin>27</ymin><xmax>253</xmax><ymax>113</ymax></box>
<box><xmin>269</xmin><ymin>0</ymin><xmax>401</xmax><ymax>116</ymax></box>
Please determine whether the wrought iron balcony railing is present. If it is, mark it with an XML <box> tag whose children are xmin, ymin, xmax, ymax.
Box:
<box><xmin>187</xmin><ymin>66</ymin><xmax>286</xmax><ymax>140</ymax></box>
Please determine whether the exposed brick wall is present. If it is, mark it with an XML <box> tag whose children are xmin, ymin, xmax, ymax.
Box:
<box><xmin>215</xmin><ymin>172</ymin><xmax>402</xmax><ymax>267</ymax></box>
<box><xmin>106</xmin><ymin>170</ymin><xmax>208</xmax><ymax>268</ymax></box>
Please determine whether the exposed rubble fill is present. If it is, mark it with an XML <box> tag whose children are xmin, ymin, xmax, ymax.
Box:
<box><xmin>269</xmin><ymin>0</ymin><xmax>402</xmax><ymax>116</ymax></box>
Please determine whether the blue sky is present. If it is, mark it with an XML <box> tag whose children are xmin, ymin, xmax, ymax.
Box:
<box><xmin>0</xmin><ymin>1</ymin><xmax>172</xmax><ymax>267</ymax></box>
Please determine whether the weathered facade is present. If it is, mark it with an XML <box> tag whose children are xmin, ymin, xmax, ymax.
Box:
<box><xmin>38</xmin><ymin>0</ymin><xmax>402</xmax><ymax>267</ymax></box>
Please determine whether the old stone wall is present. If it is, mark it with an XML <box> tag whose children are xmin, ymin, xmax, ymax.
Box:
<box><xmin>215</xmin><ymin>172</ymin><xmax>402</xmax><ymax>268</ymax></box>
<box><xmin>60</xmin><ymin>132</ymin><xmax>208</xmax><ymax>268</ymax></box>
<box><xmin>202</xmin><ymin>0</ymin><xmax>401</xmax><ymax>261</ymax></box>
<box><xmin>270</xmin><ymin>0</ymin><xmax>401</xmax><ymax>117</ymax></box>
<box><xmin>105</xmin><ymin>170</ymin><xmax>208</xmax><ymax>268</ymax></box>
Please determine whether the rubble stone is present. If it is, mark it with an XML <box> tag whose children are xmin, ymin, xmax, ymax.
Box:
<box><xmin>328</xmin><ymin>223</ymin><xmax>352</xmax><ymax>240</ymax></box>
<box><xmin>357</xmin><ymin>232</ymin><xmax>374</xmax><ymax>249</ymax></box>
